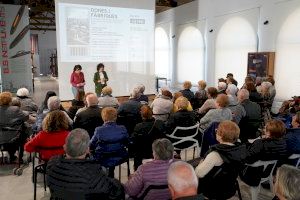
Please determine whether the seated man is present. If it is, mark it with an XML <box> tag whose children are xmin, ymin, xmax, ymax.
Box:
<box><xmin>124</xmin><ymin>138</ymin><xmax>175</xmax><ymax>200</ymax></box>
<box><xmin>47</xmin><ymin>128</ymin><xmax>124</xmax><ymax>200</ymax></box>
<box><xmin>168</xmin><ymin>161</ymin><xmax>204</xmax><ymax>200</ymax></box>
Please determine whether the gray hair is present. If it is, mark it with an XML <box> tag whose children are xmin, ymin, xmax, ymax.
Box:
<box><xmin>238</xmin><ymin>89</ymin><xmax>249</xmax><ymax>101</ymax></box>
<box><xmin>86</xmin><ymin>94</ymin><xmax>98</xmax><ymax>107</ymax></box>
<box><xmin>47</xmin><ymin>96</ymin><xmax>61</xmax><ymax>111</ymax></box>
<box><xmin>136</xmin><ymin>84</ymin><xmax>145</xmax><ymax>93</ymax></box>
<box><xmin>275</xmin><ymin>164</ymin><xmax>300</xmax><ymax>200</ymax></box>
<box><xmin>65</xmin><ymin>128</ymin><xmax>90</xmax><ymax>158</ymax></box>
<box><xmin>168</xmin><ymin>161</ymin><xmax>198</xmax><ymax>193</ymax></box>
<box><xmin>17</xmin><ymin>87</ymin><xmax>29</xmax><ymax>97</ymax></box>
<box><xmin>130</xmin><ymin>87</ymin><xmax>141</xmax><ymax>99</ymax></box>
<box><xmin>218</xmin><ymin>82</ymin><xmax>227</xmax><ymax>90</ymax></box>
<box><xmin>152</xmin><ymin>138</ymin><xmax>174</xmax><ymax>160</ymax></box>
<box><xmin>226</xmin><ymin>84</ymin><xmax>238</xmax><ymax>96</ymax></box>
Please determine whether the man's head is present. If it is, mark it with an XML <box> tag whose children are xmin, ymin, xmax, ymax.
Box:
<box><xmin>47</xmin><ymin>96</ymin><xmax>61</xmax><ymax>111</ymax></box>
<box><xmin>86</xmin><ymin>94</ymin><xmax>98</xmax><ymax>107</ymax></box>
<box><xmin>64</xmin><ymin>128</ymin><xmax>90</xmax><ymax>159</ymax></box>
<box><xmin>168</xmin><ymin>161</ymin><xmax>198</xmax><ymax>200</ymax></box>
<box><xmin>152</xmin><ymin>138</ymin><xmax>174</xmax><ymax>160</ymax></box>
<box><xmin>237</xmin><ymin>89</ymin><xmax>249</xmax><ymax>103</ymax></box>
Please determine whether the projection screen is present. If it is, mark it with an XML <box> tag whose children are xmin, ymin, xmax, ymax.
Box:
<box><xmin>55</xmin><ymin>0</ymin><xmax>156</xmax><ymax>100</ymax></box>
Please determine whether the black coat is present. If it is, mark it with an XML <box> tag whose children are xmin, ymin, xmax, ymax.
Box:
<box><xmin>47</xmin><ymin>156</ymin><xmax>124</xmax><ymax>200</ymax></box>
<box><xmin>180</xmin><ymin>89</ymin><xmax>195</xmax><ymax>102</ymax></box>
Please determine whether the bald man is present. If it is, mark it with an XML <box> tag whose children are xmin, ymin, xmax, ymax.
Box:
<box><xmin>168</xmin><ymin>161</ymin><xmax>204</xmax><ymax>200</ymax></box>
<box><xmin>73</xmin><ymin>93</ymin><xmax>103</xmax><ymax>137</ymax></box>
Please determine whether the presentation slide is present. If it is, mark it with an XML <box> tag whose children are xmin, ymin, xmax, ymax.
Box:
<box><xmin>56</xmin><ymin>0</ymin><xmax>156</xmax><ymax>100</ymax></box>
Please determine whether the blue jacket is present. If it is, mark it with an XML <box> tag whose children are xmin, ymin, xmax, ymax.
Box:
<box><xmin>90</xmin><ymin>122</ymin><xmax>129</xmax><ymax>167</ymax></box>
<box><xmin>285</xmin><ymin>128</ymin><xmax>300</xmax><ymax>154</ymax></box>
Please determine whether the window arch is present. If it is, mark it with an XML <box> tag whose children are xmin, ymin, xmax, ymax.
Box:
<box><xmin>155</xmin><ymin>27</ymin><xmax>170</xmax><ymax>78</ymax></box>
<box><xmin>215</xmin><ymin>17</ymin><xmax>257</xmax><ymax>87</ymax></box>
<box><xmin>275</xmin><ymin>8</ymin><xmax>300</xmax><ymax>100</ymax></box>
<box><xmin>177</xmin><ymin>26</ymin><xmax>204</xmax><ymax>84</ymax></box>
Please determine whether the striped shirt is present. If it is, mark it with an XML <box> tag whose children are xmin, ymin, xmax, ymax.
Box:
<box><xmin>124</xmin><ymin>159</ymin><xmax>175</xmax><ymax>200</ymax></box>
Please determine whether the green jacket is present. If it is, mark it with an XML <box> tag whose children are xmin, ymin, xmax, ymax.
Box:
<box><xmin>93</xmin><ymin>71</ymin><xmax>108</xmax><ymax>95</ymax></box>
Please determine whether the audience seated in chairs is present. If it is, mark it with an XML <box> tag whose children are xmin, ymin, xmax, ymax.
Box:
<box><xmin>227</xmin><ymin>94</ymin><xmax>246</xmax><ymax>125</ymax></box>
<box><xmin>244</xmin><ymin>82</ymin><xmax>263</xmax><ymax>103</ymax></box>
<box><xmin>124</xmin><ymin>138</ymin><xmax>175</xmax><ymax>200</ymax></box>
<box><xmin>132</xmin><ymin>105</ymin><xmax>166</xmax><ymax>170</ymax></box>
<box><xmin>16</xmin><ymin>87</ymin><xmax>38</xmax><ymax>115</ymax></box>
<box><xmin>240</xmin><ymin>119</ymin><xmax>289</xmax><ymax>187</ymax></box>
<box><xmin>135</xmin><ymin>84</ymin><xmax>149</xmax><ymax>104</ymax></box>
<box><xmin>0</xmin><ymin>92</ymin><xmax>29</xmax><ymax>163</ymax></box>
<box><xmin>74</xmin><ymin>92</ymin><xmax>94</xmax><ymax>116</ymax></box>
<box><xmin>195</xmin><ymin>121</ymin><xmax>247</xmax><ymax>199</ymax></box>
<box><xmin>172</xmin><ymin>92</ymin><xmax>193</xmax><ymax>112</ymax></box>
<box><xmin>150</xmin><ymin>89</ymin><xmax>173</xmax><ymax>122</ymax></box>
<box><xmin>24</xmin><ymin>110</ymin><xmax>69</xmax><ymax>161</ymax></box>
<box><xmin>285</xmin><ymin>111</ymin><xmax>300</xmax><ymax>154</ymax></box>
<box><xmin>197</xmin><ymin>87</ymin><xmax>218</xmax><ymax>115</ymax></box>
<box><xmin>98</xmin><ymin>86</ymin><xmax>119</xmax><ymax>108</ymax></box>
<box><xmin>168</xmin><ymin>161</ymin><xmax>204</xmax><ymax>200</ymax></box>
<box><xmin>73</xmin><ymin>93</ymin><xmax>103</xmax><ymax>138</ymax></box>
<box><xmin>273</xmin><ymin>164</ymin><xmax>300</xmax><ymax>200</ymax></box>
<box><xmin>117</xmin><ymin>89</ymin><xmax>142</xmax><ymax>135</ymax></box>
<box><xmin>193</xmin><ymin>80</ymin><xmax>208</xmax><ymax>110</ymax></box>
<box><xmin>237</xmin><ymin>89</ymin><xmax>262</xmax><ymax>142</ymax></box>
<box><xmin>37</xmin><ymin>91</ymin><xmax>57</xmax><ymax>115</ymax></box>
<box><xmin>90</xmin><ymin>107</ymin><xmax>129</xmax><ymax>178</ymax></box>
<box><xmin>199</xmin><ymin>94</ymin><xmax>232</xmax><ymax>132</ymax></box>
<box><xmin>47</xmin><ymin>128</ymin><xmax>125</xmax><ymax>200</ymax></box>
<box><xmin>179</xmin><ymin>81</ymin><xmax>195</xmax><ymax>102</ymax></box>
<box><xmin>217</xmin><ymin>81</ymin><xmax>227</xmax><ymax>95</ymax></box>
<box><xmin>67</xmin><ymin>90</ymin><xmax>85</xmax><ymax>120</ymax></box>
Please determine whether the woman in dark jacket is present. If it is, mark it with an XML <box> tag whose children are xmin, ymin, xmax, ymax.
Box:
<box><xmin>93</xmin><ymin>63</ymin><xmax>108</xmax><ymax>97</ymax></box>
<box><xmin>285</xmin><ymin>112</ymin><xmax>300</xmax><ymax>154</ymax></box>
<box><xmin>132</xmin><ymin>105</ymin><xmax>166</xmax><ymax>170</ymax></box>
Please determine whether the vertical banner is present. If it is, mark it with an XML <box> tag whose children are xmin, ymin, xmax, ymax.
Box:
<box><xmin>0</xmin><ymin>5</ymin><xmax>32</xmax><ymax>93</ymax></box>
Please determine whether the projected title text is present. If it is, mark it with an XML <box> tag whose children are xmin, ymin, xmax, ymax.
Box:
<box><xmin>90</xmin><ymin>8</ymin><xmax>117</xmax><ymax>19</ymax></box>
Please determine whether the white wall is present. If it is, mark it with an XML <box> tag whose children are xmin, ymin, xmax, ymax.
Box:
<box><xmin>155</xmin><ymin>0</ymin><xmax>300</xmax><ymax>100</ymax></box>
<box><xmin>31</xmin><ymin>30</ymin><xmax>57</xmax><ymax>75</ymax></box>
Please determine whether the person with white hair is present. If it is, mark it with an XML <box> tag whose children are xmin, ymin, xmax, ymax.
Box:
<box><xmin>16</xmin><ymin>87</ymin><xmax>38</xmax><ymax>114</ymax></box>
<box><xmin>168</xmin><ymin>161</ymin><xmax>204</xmax><ymax>200</ymax></box>
<box><xmin>217</xmin><ymin>81</ymin><xmax>227</xmax><ymax>95</ymax></box>
<box><xmin>274</xmin><ymin>165</ymin><xmax>300</xmax><ymax>200</ymax></box>
<box><xmin>135</xmin><ymin>84</ymin><xmax>149</xmax><ymax>103</ymax></box>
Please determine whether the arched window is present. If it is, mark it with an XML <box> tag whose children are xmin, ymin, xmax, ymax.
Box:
<box><xmin>215</xmin><ymin>17</ymin><xmax>257</xmax><ymax>87</ymax></box>
<box><xmin>275</xmin><ymin>8</ymin><xmax>300</xmax><ymax>100</ymax></box>
<box><xmin>177</xmin><ymin>26</ymin><xmax>204</xmax><ymax>84</ymax></box>
<box><xmin>155</xmin><ymin>27</ymin><xmax>170</xmax><ymax>78</ymax></box>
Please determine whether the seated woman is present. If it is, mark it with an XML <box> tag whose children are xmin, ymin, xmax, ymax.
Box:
<box><xmin>172</xmin><ymin>92</ymin><xmax>193</xmax><ymax>112</ymax></box>
<box><xmin>199</xmin><ymin>94</ymin><xmax>232</xmax><ymax>132</ymax></box>
<box><xmin>195</xmin><ymin>121</ymin><xmax>247</xmax><ymax>199</ymax></box>
<box><xmin>90</xmin><ymin>107</ymin><xmax>129</xmax><ymax>178</ymax></box>
<box><xmin>285</xmin><ymin>111</ymin><xmax>300</xmax><ymax>154</ymax></box>
<box><xmin>135</xmin><ymin>84</ymin><xmax>149</xmax><ymax>103</ymax></box>
<box><xmin>24</xmin><ymin>110</ymin><xmax>69</xmax><ymax>161</ymax></box>
<box><xmin>240</xmin><ymin>119</ymin><xmax>289</xmax><ymax>187</ymax></box>
<box><xmin>125</xmin><ymin>138</ymin><xmax>174</xmax><ymax>200</ymax></box>
<box><xmin>179</xmin><ymin>81</ymin><xmax>194</xmax><ymax>102</ymax></box>
<box><xmin>194</xmin><ymin>80</ymin><xmax>208</xmax><ymax>109</ymax></box>
<box><xmin>198</xmin><ymin>87</ymin><xmax>218</xmax><ymax>115</ymax></box>
<box><xmin>132</xmin><ymin>105</ymin><xmax>166</xmax><ymax>170</ymax></box>
<box><xmin>98</xmin><ymin>86</ymin><xmax>119</xmax><ymax>108</ymax></box>
<box><xmin>16</xmin><ymin>87</ymin><xmax>38</xmax><ymax>115</ymax></box>
<box><xmin>150</xmin><ymin>89</ymin><xmax>173</xmax><ymax>121</ymax></box>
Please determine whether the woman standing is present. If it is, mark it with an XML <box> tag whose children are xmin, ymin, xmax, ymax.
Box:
<box><xmin>70</xmin><ymin>65</ymin><xmax>85</xmax><ymax>99</ymax></box>
<box><xmin>94</xmin><ymin>63</ymin><xmax>108</xmax><ymax>97</ymax></box>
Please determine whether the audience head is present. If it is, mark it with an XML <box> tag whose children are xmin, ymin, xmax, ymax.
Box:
<box><xmin>226</xmin><ymin>76</ymin><xmax>234</xmax><ymax>85</ymax></box>
<box><xmin>264</xmin><ymin>119</ymin><xmax>286</xmax><ymax>139</ymax></box>
<box><xmin>136</xmin><ymin>84</ymin><xmax>145</xmax><ymax>94</ymax></box>
<box><xmin>216</xmin><ymin>120</ymin><xmax>240</xmax><ymax>143</ymax></box>
<box><xmin>226</xmin><ymin>84</ymin><xmax>238</xmax><ymax>96</ymax></box>
<box><xmin>183</xmin><ymin>81</ymin><xmax>192</xmax><ymax>90</ymax></box>
<box><xmin>42</xmin><ymin>110</ymin><xmax>69</xmax><ymax>132</ymax></box>
<box><xmin>16</xmin><ymin>87</ymin><xmax>29</xmax><ymax>97</ymax></box>
<box><xmin>73</xmin><ymin>64</ymin><xmax>82</xmax><ymax>73</ymax></box>
<box><xmin>86</xmin><ymin>94</ymin><xmax>98</xmax><ymax>107</ymax></box>
<box><xmin>101</xmin><ymin>86</ymin><xmax>112</xmax><ymax>96</ymax></box>
<box><xmin>226</xmin><ymin>73</ymin><xmax>234</xmax><ymax>78</ymax></box>
<box><xmin>198</xmin><ymin>80</ymin><xmax>206</xmax><ymax>90</ymax></box>
<box><xmin>130</xmin><ymin>87</ymin><xmax>141</xmax><ymax>99</ymax></box>
<box><xmin>292</xmin><ymin>112</ymin><xmax>300</xmax><ymax>128</ymax></box>
<box><xmin>0</xmin><ymin>92</ymin><xmax>12</xmax><ymax>106</ymax></box>
<box><xmin>168</xmin><ymin>161</ymin><xmax>198</xmax><ymax>200</ymax></box>
<box><xmin>255</xmin><ymin>76</ymin><xmax>262</xmax><ymax>86</ymax></box>
<box><xmin>274</xmin><ymin>165</ymin><xmax>300</xmax><ymax>200</ymax></box>
<box><xmin>83</xmin><ymin>92</ymin><xmax>94</xmax><ymax>106</ymax></box>
<box><xmin>173</xmin><ymin>92</ymin><xmax>183</xmax><ymax>102</ymax></box>
<box><xmin>174</xmin><ymin>96</ymin><xmax>189</xmax><ymax>111</ymax></box>
<box><xmin>11</xmin><ymin>97</ymin><xmax>21</xmax><ymax>107</ymax></box>
<box><xmin>218</xmin><ymin>78</ymin><xmax>226</xmax><ymax>83</ymax></box>
<box><xmin>43</xmin><ymin>91</ymin><xmax>57</xmax><ymax>108</ymax></box>
<box><xmin>216</xmin><ymin>94</ymin><xmax>229</xmax><ymax>108</ymax></box>
<box><xmin>152</xmin><ymin>138</ymin><xmax>174</xmax><ymax>160</ymax></box>
<box><xmin>244</xmin><ymin>76</ymin><xmax>254</xmax><ymax>85</ymax></box>
<box><xmin>97</xmin><ymin>63</ymin><xmax>105</xmax><ymax>72</ymax></box>
<box><xmin>161</xmin><ymin>89</ymin><xmax>173</xmax><ymax>99</ymax></box>
<box><xmin>101</xmin><ymin>107</ymin><xmax>117</xmax><ymax>122</ymax></box>
<box><xmin>207</xmin><ymin>87</ymin><xmax>218</xmax><ymax>99</ymax></box>
<box><xmin>47</xmin><ymin>96</ymin><xmax>61</xmax><ymax>111</ymax></box>
<box><xmin>64</xmin><ymin>128</ymin><xmax>90</xmax><ymax>159</ymax></box>
<box><xmin>261</xmin><ymin>81</ymin><xmax>272</xmax><ymax>94</ymax></box>
<box><xmin>218</xmin><ymin>81</ymin><xmax>227</xmax><ymax>91</ymax></box>
<box><xmin>237</xmin><ymin>89</ymin><xmax>250</xmax><ymax>103</ymax></box>
<box><xmin>266</xmin><ymin>76</ymin><xmax>275</xmax><ymax>86</ymax></box>
<box><xmin>140</xmin><ymin>105</ymin><xmax>153</xmax><ymax>120</ymax></box>
<box><xmin>245</xmin><ymin>82</ymin><xmax>256</xmax><ymax>92</ymax></box>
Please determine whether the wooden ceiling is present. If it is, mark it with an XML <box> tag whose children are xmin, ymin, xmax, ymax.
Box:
<box><xmin>0</xmin><ymin>0</ymin><xmax>195</xmax><ymax>31</ymax></box>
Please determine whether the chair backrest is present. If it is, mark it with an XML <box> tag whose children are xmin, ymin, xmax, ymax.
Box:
<box><xmin>289</xmin><ymin>154</ymin><xmax>300</xmax><ymax>168</ymax></box>
<box><xmin>247</xmin><ymin>160</ymin><xmax>277</xmax><ymax>184</ymax></box>
<box><xmin>166</xmin><ymin>123</ymin><xmax>200</xmax><ymax>152</ymax></box>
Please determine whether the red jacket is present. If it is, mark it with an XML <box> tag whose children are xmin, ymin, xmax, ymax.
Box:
<box><xmin>70</xmin><ymin>72</ymin><xmax>85</xmax><ymax>87</ymax></box>
<box><xmin>24</xmin><ymin>130</ymin><xmax>69</xmax><ymax>161</ymax></box>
